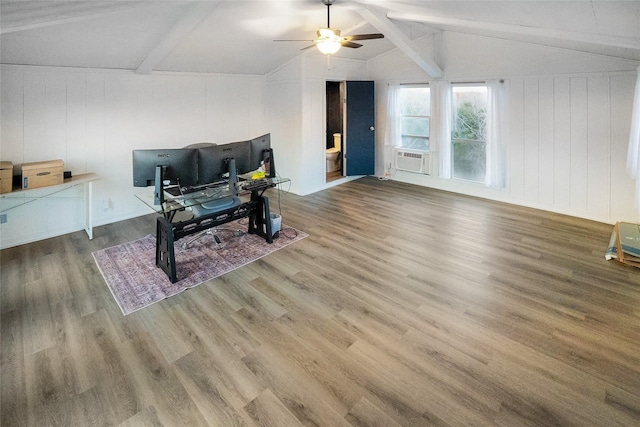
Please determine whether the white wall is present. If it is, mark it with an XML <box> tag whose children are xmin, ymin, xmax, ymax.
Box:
<box><xmin>3</xmin><ymin>30</ymin><xmax>638</xmax><ymax>248</ymax></box>
<box><xmin>265</xmin><ymin>58</ymin><xmax>304</xmax><ymax>195</ymax></box>
<box><xmin>0</xmin><ymin>65</ymin><xmax>267</xmax><ymax>248</ymax></box>
<box><xmin>369</xmin><ymin>32</ymin><xmax>640</xmax><ymax>224</ymax></box>
<box><xmin>267</xmin><ymin>54</ymin><xmax>369</xmax><ymax>196</ymax></box>
<box><xmin>1</xmin><ymin>54</ymin><xmax>368</xmax><ymax>248</ymax></box>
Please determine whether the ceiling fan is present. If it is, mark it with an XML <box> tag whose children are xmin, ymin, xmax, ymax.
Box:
<box><xmin>275</xmin><ymin>0</ymin><xmax>384</xmax><ymax>55</ymax></box>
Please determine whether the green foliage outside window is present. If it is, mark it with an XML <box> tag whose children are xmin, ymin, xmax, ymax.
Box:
<box><xmin>452</xmin><ymin>101</ymin><xmax>486</xmax><ymax>141</ymax></box>
<box><xmin>452</xmin><ymin>140</ymin><xmax>486</xmax><ymax>181</ymax></box>
<box><xmin>452</xmin><ymin>86</ymin><xmax>487</xmax><ymax>182</ymax></box>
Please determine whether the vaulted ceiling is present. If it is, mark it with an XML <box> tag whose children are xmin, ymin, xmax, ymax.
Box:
<box><xmin>1</xmin><ymin>0</ymin><xmax>639</xmax><ymax>76</ymax></box>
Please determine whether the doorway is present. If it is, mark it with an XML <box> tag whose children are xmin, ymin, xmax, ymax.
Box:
<box><xmin>325</xmin><ymin>80</ymin><xmax>376</xmax><ymax>182</ymax></box>
<box><xmin>326</xmin><ymin>81</ymin><xmax>344</xmax><ymax>183</ymax></box>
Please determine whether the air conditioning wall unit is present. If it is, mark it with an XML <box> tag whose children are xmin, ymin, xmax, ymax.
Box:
<box><xmin>395</xmin><ymin>149</ymin><xmax>430</xmax><ymax>174</ymax></box>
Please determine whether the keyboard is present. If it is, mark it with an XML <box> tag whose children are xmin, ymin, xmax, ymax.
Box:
<box><xmin>164</xmin><ymin>181</ymin><xmax>226</xmax><ymax>197</ymax></box>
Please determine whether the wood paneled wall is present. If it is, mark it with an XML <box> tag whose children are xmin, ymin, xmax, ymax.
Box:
<box><xmin>370</xmin><ymin>30</ymin><xmax>639</xmax><ymax>224</ymax></box>
<box><xmin>507</xmin><ymin>73</ymin><xmax>636</xmax><ymax>222</ymax></box>
<box><xmin>0</xmin><ymin>65</ymin><xmax>267</xmax><ymax>248</ymax></box>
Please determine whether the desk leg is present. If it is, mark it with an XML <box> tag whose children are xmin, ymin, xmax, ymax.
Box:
<box><xmin>156</xmin><ymin>217</ymin><xmax>178</xmax><ymax>283</ymax></box>
<box><xmin>247</xmin><ymin>193</ymin><xmax>273</xmax><ymax>244</ymax></box>
<box><xmin>263</xmin><ymin>196</ymin><xmax>273</xmax><ymax>244</ymax></box>
<box><xmin>84</xmin><ymin>181</ymin><xmax>94</xmax><ymax>239</ymax></box>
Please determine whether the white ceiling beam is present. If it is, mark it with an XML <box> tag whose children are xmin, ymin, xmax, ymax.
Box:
<box><xmin>387</xmin><ymin>12</ymin><xmax>640</xmax><ymax>51</ymax></box>
<box><xmin>341</xmin><ymin>20</ymin><xmax>371</xmax><ymax>37</ymax></box>
<box><xmin>353</xmin><ymin>6</ymin><xmax>443</xmax><ymax>78</ymax></box>
<box><xmin>136</xmin><ymin>2</ymin><xmax>219</xmax><ymax>75</ymax></box>
<box><xmin>0</xmin><ymin>3</ymin><xmax>149</xmax><ymax>35</ymax></box>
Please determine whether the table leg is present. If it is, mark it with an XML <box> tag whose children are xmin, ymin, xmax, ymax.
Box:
<box><xmin>247</xmin><ymin>193</ymin><xmax>273</xmax><ymax>244</ymax></box>
<box><xmin>156</xmin><ymin>217</ymin><xmax>178</xmax><ymax>283</ymax></box>
<box><xmin>84</xmin><ymin>180</ymin><xmax>94</xmax><ymax>239</ymax></box>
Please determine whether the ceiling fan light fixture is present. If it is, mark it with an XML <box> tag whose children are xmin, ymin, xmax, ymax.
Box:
<box><xmin>317</xmin><ymin>39</ymin><xmax>341</xmax><ymax>54</ymax></box>
<box><xmin>316</xmin><ymin>28</ymin><xmax>341</xmax><ymax>54</ymax></box>
<box><xmin>274</xmin><ymin>0</ymin><xmax>383</xmax><ymax>55</ymax></box>
<box><xmin>318</xmin><ymin>28</ymin><xmax>338</xmax><ymax>38</ymax></box>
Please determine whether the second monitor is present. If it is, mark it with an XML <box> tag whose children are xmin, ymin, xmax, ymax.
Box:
<box><xmin>198</xmin><ymin>134</ymin><xmax>273</xmax><ymax>184</ymax></box>
<box><xmin>249</xmin><ymin>133</ymin><xmax>274</xmax><ymax>178</ymax></box>
<box><xmin>198</xmin><ymin>140</ymin><xmax>251</xmax><ymax>184</ymax></box>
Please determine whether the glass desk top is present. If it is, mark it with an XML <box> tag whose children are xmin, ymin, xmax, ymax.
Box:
<box><xmin>136</xmin><ymin>177</ymin><xmax>290</xmax><ymax>215</ymax></box>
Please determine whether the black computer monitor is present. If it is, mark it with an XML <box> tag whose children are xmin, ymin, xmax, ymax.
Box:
<box><xmin>249</xmin><ymin>133</ymin><xmax>275</xmax><ymax>177</ymax></box>
<box><xmin>197</xmin><ymin>140</ymin><xmax>251</xmax><ymax>184</ymax></box>
<box><xmin>132</xmin><ymin>148</ymin><xmax>198</xmax><ymax>187</ymax></box>
<box><xmin>249</xmin><ymin>133</ymin><xmax>271</xmax><ymax>170</ymax></box>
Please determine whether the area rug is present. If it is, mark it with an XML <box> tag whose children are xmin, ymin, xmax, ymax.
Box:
<box><xmin>92</xmin><ymin>221</ymin><xmax>307</xmax><ymax>315</ymax></box>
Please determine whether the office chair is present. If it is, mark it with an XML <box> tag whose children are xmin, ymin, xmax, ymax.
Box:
<box><xmin>180</xmin><ymin>157</ymin><xmax>243</xmax><ymax>249</ymax></box>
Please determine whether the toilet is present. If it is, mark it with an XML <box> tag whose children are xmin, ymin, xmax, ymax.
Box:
<box><xmin>326</xmin><ymin>133</ymin><xmax>342</xmax><ymax>172</ymax></box>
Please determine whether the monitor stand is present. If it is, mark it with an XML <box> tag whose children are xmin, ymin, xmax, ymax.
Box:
<box><xmin>264</xmin><ymin>148</ymin><xmax>276</xmax><ymax>178</ymax></box>
<box><xmin>227</xmin><ymin>158</ymin><xmax>237</xmax><ymax>195</ymax></box>
<box><xmin>154</xmin><ymin>165</ymin><xmax>165</xmax><ymax>205</ymax></box>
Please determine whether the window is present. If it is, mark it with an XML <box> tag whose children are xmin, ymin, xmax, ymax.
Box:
<box><xmin>451</xmin><ymin>85</ymin><xmax>487</xmax><ymax>183</ymax></box>
<box><xmin>399</xmin><ymin>85</ymin><xmax>430</xmax><ymax>151</ymax></box>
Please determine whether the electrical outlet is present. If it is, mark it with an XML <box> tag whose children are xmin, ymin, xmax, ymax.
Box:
<box><xmin>101</xmin><ymin>198</ymin><xmax>111</xmax><ymax>210</ymax></box>
<box><xmin>0</xmin><ymin>214</ymin><xmax>7</xmax><ymax>224</ymax></box>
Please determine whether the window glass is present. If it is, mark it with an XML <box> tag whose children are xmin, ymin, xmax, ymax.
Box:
<box><xmin>399</xmin><ymin>86</ymin><xmax>430</xmax><ymax>151</ymax></box>
<box><xmin>451</xmin><ymin>85</ymin><xmax>487</xmax><ymax>182</ymax></box>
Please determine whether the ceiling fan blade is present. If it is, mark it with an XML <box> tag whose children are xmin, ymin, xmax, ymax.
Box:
<box><xmin>342</xmin><ymin>33</ymin><xmax>385</xmax><ymax>41</ymax></box>
<box><xmin>341</xmin><ymin>41</ymin><xmax>363</xmax><ymax>49</ymax></box>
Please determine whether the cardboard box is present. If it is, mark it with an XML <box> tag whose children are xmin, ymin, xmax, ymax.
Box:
<box><xmin>0</xmin><ymin>161</ymin><xmax>12</xmax><ymax>194</ymax></box>
<box><xmin>22</xmin><ymin>159</ymin><xmax>64</xmax><ymax>189</ymax></box>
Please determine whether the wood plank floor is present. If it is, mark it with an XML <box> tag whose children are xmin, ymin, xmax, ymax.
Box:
<box><xmin>2</xmin><ymin>177</ymin><xmax>640</xmax><ymax>426</ymax></box>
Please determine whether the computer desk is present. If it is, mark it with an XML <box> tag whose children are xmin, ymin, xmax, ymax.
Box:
<box><xmin>136</xmin><ymin>177</ymin><xmax>290</xmax><ymax>283</ymax></box>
